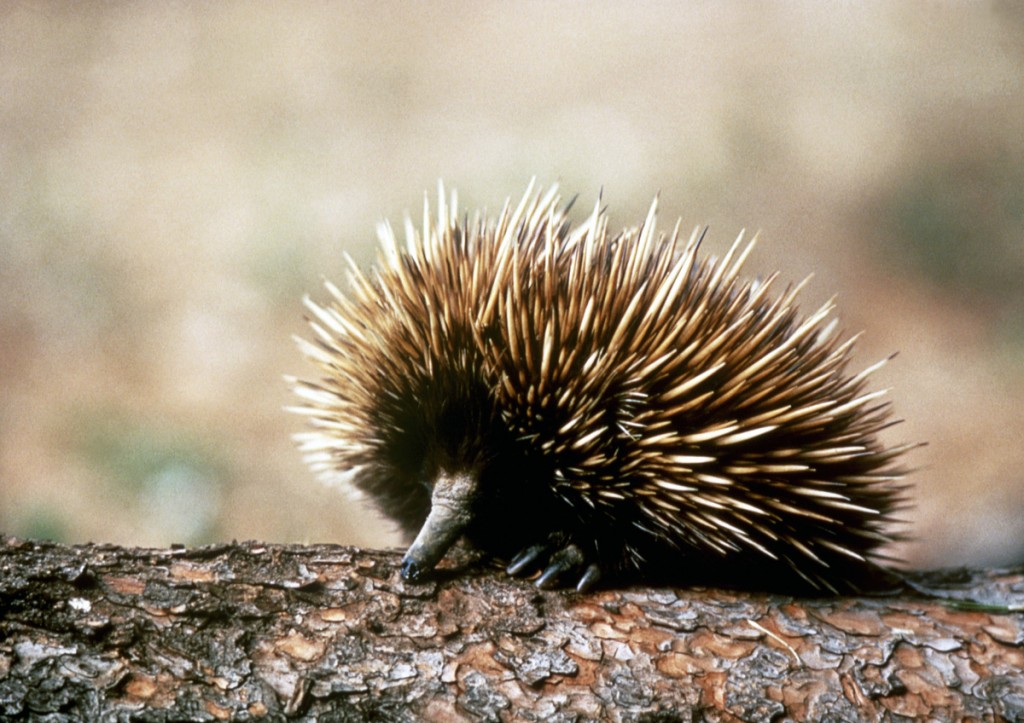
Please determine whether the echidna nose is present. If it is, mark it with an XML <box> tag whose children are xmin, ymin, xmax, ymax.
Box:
<box><xmin>400</xmin><ymin>556</ymin><xmax>425</xmax><ymax>582</ymax></box>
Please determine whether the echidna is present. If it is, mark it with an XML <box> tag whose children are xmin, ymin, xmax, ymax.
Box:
<box><xmin>289</xmin><ymin>181</ymin><xmax>915</xmax><ymax>594</ymax></box>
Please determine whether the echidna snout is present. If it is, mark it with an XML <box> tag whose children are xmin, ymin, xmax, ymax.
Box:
<box><xmin>291</xmin><ymin>181</ymin><xmax>915</xmax><ymax>594</ymax></box>
<box><xmin>400</xmin><ymin>468</ymin><xmax>479</xmax><ymax>582</ymax></box>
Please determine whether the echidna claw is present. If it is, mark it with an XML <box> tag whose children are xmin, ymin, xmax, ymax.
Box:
<box><xmin>507</xmin><ymin>544</ymin><xmax>547</xmax><ymax>576</ymax></box>
<box><xmin>576</xmin><ymin>563</ymin><xmax>602</xmax><ymax>593</ymax></box>
<box><xmin>535</xmin><ymin>565</ymin><xmax>562</xmax><ymax>589</ymax></box>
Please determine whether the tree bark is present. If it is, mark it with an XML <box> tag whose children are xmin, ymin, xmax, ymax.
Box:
<box><xmin>1</xmin><ymin>536</ymin><xmax>1022</xmax><ymax>721</ymax></box>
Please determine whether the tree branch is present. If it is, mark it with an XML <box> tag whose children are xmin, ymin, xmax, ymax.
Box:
<box><xmin>1</xmin><ymin>536</ymin><xmax>1022</xmax><ymax>720</ymax></box>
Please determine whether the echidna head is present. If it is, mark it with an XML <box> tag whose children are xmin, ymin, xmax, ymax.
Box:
<box><xmin>371</xmin><ymin>367</ymin><xmax>520</xmax><ymax>581</ymax></box>
<box><xmin>290</xmin><ymin>183</ymin><xmax>576</xmax><ymax>582</ymax></box>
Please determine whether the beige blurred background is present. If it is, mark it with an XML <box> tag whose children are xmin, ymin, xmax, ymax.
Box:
<box><xmin>2</xmin><ymin>2</ymin><xmax>1023</xmax><ymax>570</ymax></box>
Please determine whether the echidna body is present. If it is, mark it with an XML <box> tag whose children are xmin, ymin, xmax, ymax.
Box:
<box><xmin>290</xmin><ymin>182</ymin><xmax>913</xmax><ymax>593</ymax></box>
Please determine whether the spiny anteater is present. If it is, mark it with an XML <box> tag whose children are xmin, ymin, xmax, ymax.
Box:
<box><xmin>289</xmin><ymin>181</ymin><xmax>916</xmax><ymax>594</ymax></box>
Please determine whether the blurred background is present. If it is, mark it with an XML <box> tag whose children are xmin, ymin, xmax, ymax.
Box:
<box><xmin>2</xmin><ymin>2</ymin><xmax>1023</xmax><ymax>570</ymax></box>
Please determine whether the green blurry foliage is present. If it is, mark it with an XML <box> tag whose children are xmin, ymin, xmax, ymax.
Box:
<box><xmin>881</xmin><ymin>155</ymin><xmax>1024</xmax><ymax>334</ymax></box>
<box><xmin>69</xmin><ymin>411</ymin><xmax>226</xmax><ymax>545</ymax></box>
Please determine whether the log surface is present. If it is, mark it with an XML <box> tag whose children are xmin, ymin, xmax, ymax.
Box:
<box><xmin>1</xmin><ymin>536</ymin><xmax>1023</xmax><ymax>721</ymax></box>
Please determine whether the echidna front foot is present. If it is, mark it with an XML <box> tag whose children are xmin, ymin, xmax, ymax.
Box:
<box><xmin>506</xmin><ymin>538</ymin><xmax>603</xmax><ymax>592</ymax></box>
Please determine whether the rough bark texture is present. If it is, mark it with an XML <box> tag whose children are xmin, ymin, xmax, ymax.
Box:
<box><xmin>1</xmin><ymin>536</ymin><xmax>1023</xmax><ymax>721</ymax></box>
